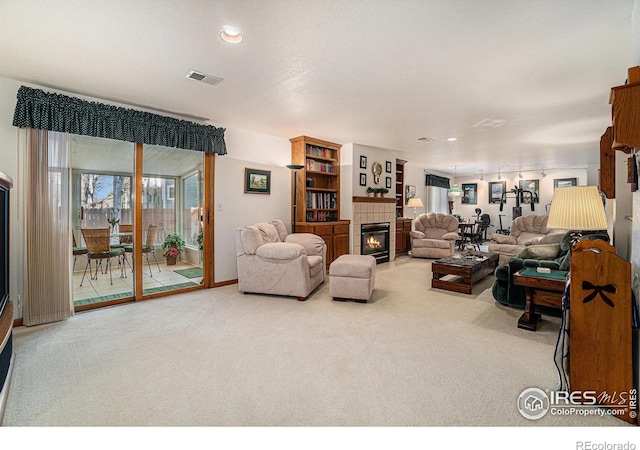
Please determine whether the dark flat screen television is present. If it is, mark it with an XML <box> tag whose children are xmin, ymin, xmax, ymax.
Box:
<box><xmin>0</xmin><ymin>172</ymin><xmax>12</xmax><ymax>319</ymax></box>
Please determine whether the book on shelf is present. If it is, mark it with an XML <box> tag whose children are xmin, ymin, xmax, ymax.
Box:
<box><xmin>305</xmin><ymin>145</ymin><xmax>335</xmax><ymax>159</ymax></box>
<box><xmin>306</xmin><ymin>159</ymin><xmax>334</xmax><ymax>173</ymax></box>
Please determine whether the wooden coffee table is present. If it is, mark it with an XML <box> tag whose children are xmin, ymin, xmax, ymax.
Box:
<box><xmin>513</xmin><ymin>267</ymin><xmax>567</xmax><ymax>331</ymax></box>
<box><xmin>431</xmin><ymin>252</ymin><xmax>499</xmax><ymax>294</ymax></box>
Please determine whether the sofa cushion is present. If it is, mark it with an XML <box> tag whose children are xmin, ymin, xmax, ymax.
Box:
<box><xmin>254</xmin><ymin>222</ymin><xmax>281</xmax><ymax>243</ymax></box>
<box><xmin>255</xmin><ymin>242</ymin><xmax>304</xmax><ymax>260</ymax></box>
<box><xmin>516</xmin><ymin>243</ymin><xmax>561</xmax><ymax>260</ymax></box>
<box><xmin>537</xmin><ymin>232</ymin><xmax>565</xmax><ymax>245</ymax></box>
<box><xmin>285</xmin><ymin>233</ymin><xmax>325</xmax><ymax>256</ymax></box>
<box><xmin>270</xmin><ymin>219</ymin><xmax>289</xmax><ymax>242</ymax></box>
<box><xmin>412</xmin><ymin>238</ymin><xmax>452</xmax><ymax>249</ymax></box>
<box><xmin>238</xmin><ymin>226</ymin><xmax>264</xmax><ymax>255</ymax></box>
<box><xmin>490</xmin><ymin>234</ymin><xmax>516</xmax><ymax>245</ymax></box>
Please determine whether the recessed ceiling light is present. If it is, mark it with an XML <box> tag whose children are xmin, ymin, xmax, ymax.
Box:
<box><xmin>417</xmin><ymin>137</ymin><xmax>433</xmax><ymax>141</ymax></box>
<box><xmin>447</xmin><ymin>137</ymin><xmax>457</xmax><ymax>142</ymax></box>
<box><xmin>220</xmin><ymin>26</ymin><xmax>244</xmax><ymax>44</ymax></box>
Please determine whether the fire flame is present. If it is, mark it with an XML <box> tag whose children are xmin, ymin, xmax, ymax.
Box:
<box><xmin>366</xmin><ymin>236</ymin><xmax>382</xmax><ymax>249</ymax></box>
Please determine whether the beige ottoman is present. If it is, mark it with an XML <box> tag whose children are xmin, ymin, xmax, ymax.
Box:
<box><xmin>329</xmin><ymin>254</ymin><xmax>376</xmax><ymax>303</ymax></box>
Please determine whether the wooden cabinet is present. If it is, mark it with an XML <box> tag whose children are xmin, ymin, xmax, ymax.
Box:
<box><xmin>599</xmin><ymin>127</ymin><xmax>616</xmax><ymax>199</ymax></box>
<box><xmin>296</xmin><ymin>221</ymin><xmax>350</xmax><ymax>268</ymax></box>
<box><xmin>395</xmin><ymin>159</ymin><xmax>406</xmax><ymax>218</ymax></box>
<box><xmin>290</xmin><ymin>136</ymin><xmax>349</xmax><ymax>267</ymax></box>
<box><xmin>610</xmin><ymin>80</ymin><xmax>640</xmax><ymax>149</ymax></box>
<box><xmin>395</xmin><ymin>218</ymin><xmax>412</xmax><ymax>256</ymax></box>
<box><xmin>289</xmin><ymin>136</ymin><xmax>341</xmax><ymax>223</ymax></box>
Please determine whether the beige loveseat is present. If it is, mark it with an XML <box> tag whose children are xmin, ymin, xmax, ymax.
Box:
<box><xmin>488</xmin><ymin>215</ymin><xmax>564</xmax><ymax>265</ymax></box>
<box><xmin>236</xmin><ymin>219</ymin><xmax>326</xmax><ymax>301</ymax></box>
<box><xmin>410</xmin><ymin>213</ymin><xmax>460</xmax><ymax>259</ymax></box>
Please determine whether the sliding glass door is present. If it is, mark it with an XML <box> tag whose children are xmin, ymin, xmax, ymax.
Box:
<box><xmin>70</xmin><ymin>136</ymin><xmax>208</xmax><ymax>310</ymax></box>
<box><xmin>140</xmin><ymin>144</ymin><xmax>204</xmax><ymax>296</ymax></box>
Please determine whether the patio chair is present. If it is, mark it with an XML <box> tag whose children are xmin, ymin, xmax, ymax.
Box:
<box><xmin>124</xmin><ymin>224</ymin><xmax>161</xmax><ymax>277</ymax></box>
<box><xmin>72</xmin><ymin>231</ymin><xmax>88</xmax><ymax>271</ymax></box>
<box><xmin>80</xmin><ymin>227</ymin><xmax>125</xmax><ymax>286</ymax></box>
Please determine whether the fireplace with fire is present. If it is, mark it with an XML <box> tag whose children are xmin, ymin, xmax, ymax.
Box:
<box><xmin>360</xmin><ymin>222</ymin><xmax>390</xmax><ymax>264</ymax></box>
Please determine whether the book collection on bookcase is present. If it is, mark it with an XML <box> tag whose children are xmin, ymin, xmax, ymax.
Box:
<box><xmin>305</xmin><ymin>158</ymin><xmax>335</xmax><ymax>173</ymax></box>
<box><xmin>306</xmin><ymin>191</ymin><xmax>337</xmax><ymax>209</ymax></box>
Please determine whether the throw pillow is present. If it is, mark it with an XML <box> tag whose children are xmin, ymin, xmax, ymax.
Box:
<box><xmin>516</xmin><ymin>243</ymin><xmax>561</xmax><ymax>260</ymax></box>
<box><xmin>537</xmin><ymin>232</ymin><xmax>565</xmax><ymax>245</ymax></box>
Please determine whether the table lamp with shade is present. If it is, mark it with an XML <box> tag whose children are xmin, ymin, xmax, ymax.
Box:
<box><xmin>546</xmin><ymin>186</ymin><xmax>608</xmax><ymax>247</ymax></box>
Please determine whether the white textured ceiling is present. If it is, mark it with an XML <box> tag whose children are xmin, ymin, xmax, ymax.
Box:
<box><xmin>0</xmin><ymin>0</ymin><xmax>636</xmax><ymax>176</ymax></box>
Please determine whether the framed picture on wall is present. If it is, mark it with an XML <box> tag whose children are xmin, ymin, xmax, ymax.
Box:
<box><xmin>405</xmin><ymin>185</ymin><xmax>416</xmax><ymax>202</ymax></box>
<box><xmin>461</xmin><ymin>183</ymin><xmax>477</xmax><ymax>204</ymax></box>
<box><xmin>386</xmin><ymin>177</ymin><xmax>392</xmax><ymax>189</ymax></box>
<box><xmin>554</xmin><ymin>178</ymin><xmax>577</xmax><ymax>189</ymax></box>
<box><xmin>359</xmin><ymin>155</ymin><xmax>367</xmax><ymax>169</ymax></box>
<box><xmin>360</xmin><ymin>173</ymin><xmax>367</xmax><ymax>186</ymax></box>
<box><xmin>519</xmin><ymin>179</ymin><xmax>539</xmax><ymax>203</ymax></box>
<box><xmin>489</xmin><ymin>181</ymin><xmax>506</xmax><ymax>204</ymax></box>
<box><xmin>244</xmin><ymin>168</ymin><xmax>271</xmax><ymax>194</ymax></box>
<box><xmin>385</xmin><ymin>161</ymin><xmax>392</xmax><ymax>173</ymax></box>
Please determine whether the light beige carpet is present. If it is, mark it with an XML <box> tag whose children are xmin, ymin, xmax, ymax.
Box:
<box><xmin>3</xmin><ymin>256</ymin><xmax>631</xmax><ymax>428</ymax></box>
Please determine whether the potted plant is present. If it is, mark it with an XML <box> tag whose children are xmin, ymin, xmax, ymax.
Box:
<box><xmin>162</xmin><ymin>233</ymin><xmax>185</xmax><ymax>265</ymax></box>
<box><xmin>366</xmin><ymin>187</ymin><xmax>376</xmax><ymax>197</ymax></box>
<box><xmin>379</xmin><ymin>188</ymin><xmax>389</xmax><ymax>197</ymax></box>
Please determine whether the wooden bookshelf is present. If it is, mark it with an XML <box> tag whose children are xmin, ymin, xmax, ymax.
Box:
<box><xmin>290</xmin><ymin>136</ymin><xmax>349</xmax><ymax>266</ymax></box>
<box><xmin>290</xmin><ymin>136</ymin><xmax>341</xmax><ymax>223</ymax></box>
<box><xmin>395</xmin><ymin>159</ymin><xmax>406</xmax><ymax>218</ymax></box>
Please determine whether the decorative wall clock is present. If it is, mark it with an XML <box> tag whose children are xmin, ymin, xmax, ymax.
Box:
<box><xmin>372</xmin><ymin>162</ymin><xmax>382</xmax><ymax>184</ymax></box>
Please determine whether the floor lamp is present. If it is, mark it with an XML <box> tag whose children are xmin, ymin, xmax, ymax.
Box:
<box><xmin>406</xmin><ymin>197</ymin><xmax>424</xmax><ymax>229</ymax></box>
<box><xmin>286</xmin><ymin>164</ymin><xmax>304</xmax><ymax>233</ymax></box>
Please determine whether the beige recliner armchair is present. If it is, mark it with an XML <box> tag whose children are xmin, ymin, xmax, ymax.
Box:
<box><xmin>488</xmin><ymin>215</ymin><xmax>563</xmax><ymax>265</ymax></box>
<box><xmin>236</xmin><ymin>219</ymin><xmax>326</xmax><ymax>301</ymax></box>
<box><xmin>410</xmin><ymin>213</ymin><xmax>460</xmax><ymax>259</ymax></box>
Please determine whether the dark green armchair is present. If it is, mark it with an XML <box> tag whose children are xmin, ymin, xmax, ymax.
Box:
<box><xmin>491</xmin><ymin>257</ymin><xmax>561</xmax><ymax>309</ymax></box>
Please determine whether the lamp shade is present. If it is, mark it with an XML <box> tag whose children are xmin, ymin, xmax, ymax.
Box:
<box><xmin>448</xmin><ymin>186</ymin><xmax>463</xmax><ymax>196</ymax></box>
<box><xmin>546</xmin><ymin>186</ymin><xmax>607</xmax><ymax>230</ymax></box>
<box><xmin>407</xmin><ymin>197</ymin><xmax>424</xmax><ymax>208</ymax></box>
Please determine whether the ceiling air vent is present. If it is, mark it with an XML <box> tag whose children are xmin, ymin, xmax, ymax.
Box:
<box><xmin>186</xmin><ymin>70</ymin><xmax>223</xmax><ymax>86</ymax></box>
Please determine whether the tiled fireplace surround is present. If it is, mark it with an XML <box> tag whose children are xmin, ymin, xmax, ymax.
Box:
<box><xmin>352</xmin><ymin>197</ymin><xmax>397</xmax><ymax>261</ymax></box>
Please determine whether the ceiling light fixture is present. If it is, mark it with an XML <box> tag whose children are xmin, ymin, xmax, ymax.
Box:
<box><xmin>447</xmin><ymin>137</ymin><xmax>457</xmax><ymax>142</ymax></box>
<box><xmin>220</xmin><ymin>26</ymin><xmax>245</xmax><ymax>44</ymax></box>
<box><xmin>519</xmin><ymin>172</ymin><xmax>523</xmax><ymax>179</ymax></box>
<box><xmin>479</xmin><ymin>170</ymin><xmax>484</xmax><ymax>181</ymax></box>
<box><xmin>417</xmin><ymin>137</ymin><xmax>433</xmax><ymax>142</ymax></box>
<box><xmin>448</xmin><ymin>166</ymin><xmax>463</xmax><ymax>197</ymax></box>
<box><xmin>541</xmin><ymin>170</ymin><xmax>547</xmax><ymax>177</ymax></box>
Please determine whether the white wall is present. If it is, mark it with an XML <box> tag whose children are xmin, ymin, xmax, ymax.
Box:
<box><xmin>213</xmin><ymin>128</ymin><xmax>291</xmax><ymax>282</ymax></box>
<box><xmin>351</xmin><ymin>144</ymin><xmax>396</xmax><ymax>197</ymax></box>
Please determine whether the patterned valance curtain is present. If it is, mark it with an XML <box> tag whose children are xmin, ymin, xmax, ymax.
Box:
<box><xmin>425</xmin><ymin>174</ymin><xmax>450</xmax><ymax>189</ymax></box>
<box><xmin>12</xmin><ymin>86</ymin><xmax>227</xmax><ymax>155</ymax></box>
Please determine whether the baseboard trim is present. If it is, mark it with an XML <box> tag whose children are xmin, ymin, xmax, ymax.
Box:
<box><xmin>213</xmin><ymin>279</ymin><xmax>238</xmax><ymax>288</ymax></box>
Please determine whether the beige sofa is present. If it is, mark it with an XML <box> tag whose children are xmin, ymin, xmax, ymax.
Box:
<box><xmin>410</xmin><ymin>213</ymin><xmax>460</xmax><ymax>259</ymax></box>
<box><xmin>488</xmin><ymin>215</ymin><xmax>564</xmax><ymax>265</ymax></box>
<box><xmin>236</xmin><ymin>219</ymin><xmax>326</xmax><ymax>301</ymax></box>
